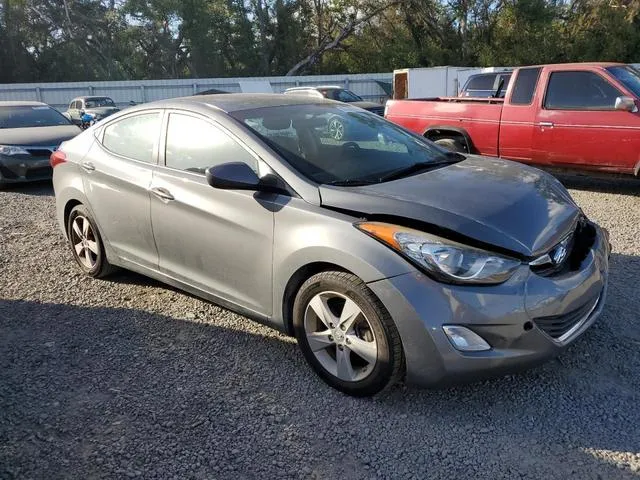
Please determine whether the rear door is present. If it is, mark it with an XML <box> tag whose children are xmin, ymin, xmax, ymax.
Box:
<box><xmin>83</xmin><ymin>110</ymin><xmax>162</xmax><ymax>268</ymax></box>
<box><xmin>534</xmin><ymin>68</ymin><xmax>638</xmax><ymax>173</ymax></box>
<box><xmin>150</xmin><ymin>110</ymin><xmax>276</xmax><ymax>316</ymax></box>
<box><xmin>68</xmin><ymin>101</ymin><xmax>81</xmax><ymax>124</ymax></box>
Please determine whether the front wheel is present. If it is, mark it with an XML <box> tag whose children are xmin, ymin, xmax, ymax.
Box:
<box><xmin>293</xmin><ymin>271</ymin><xmax>404</xmax><ymax>396</ymax></box>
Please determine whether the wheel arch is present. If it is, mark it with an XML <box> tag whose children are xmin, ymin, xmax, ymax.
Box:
<box><xmin>424</xmin><ymin>126</ymin><xmax>474</xmax><ymax>153</ymax></box>
<box><xmin>281</xmin><ymin>262</ymin><xmax>352</xmax><ymax>336</ymax></box>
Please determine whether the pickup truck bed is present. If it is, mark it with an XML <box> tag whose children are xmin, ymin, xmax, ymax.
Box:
<box><xmin>385</xmin><ymin>63</ymin><xmax>640</xmax><ymax>176</ymax></box>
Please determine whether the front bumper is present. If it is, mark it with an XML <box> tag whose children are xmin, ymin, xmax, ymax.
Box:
<box><xmin>0</xmin><ymin>154</ymin><xmax>53</xmax><ymax>185</ymax></box>
<box><xmin>368</xmin><ymin>224</ymin><xmax>610</xmax><ymax>387</ymax></box>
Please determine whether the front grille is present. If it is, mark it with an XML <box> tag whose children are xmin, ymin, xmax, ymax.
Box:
<box><xmin>25</xmin><ymin>166</ymin><xmax>53</xmax><ymax>179</ymax></box>
<box><xmin>531</xmin><ymin>217</ymin><xmax>596</xmax><ymax>277</ymax></box>
<box><xmin>534</xmin><ymin>294</ymin><xmax>600</xmax><ymax>339</ymax></box>
<box><xmin>25</xmin><ymin>147</ymin><xmax>55</xmax><ymax>158</ymax></box>
<box><xmin>367</xmin><ymin>106</ymin><xmax>385</xmax><ymax>116</ymax></box>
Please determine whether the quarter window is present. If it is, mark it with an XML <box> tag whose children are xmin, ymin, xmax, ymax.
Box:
<box><xmin>510</xmin><ymin>68</ymin><xmax>541</xmax><ymax>105</ymax></box>
<box><xmin>164</xmin><ymin>113</ymin><xmax>257</xmax><ymax>174</ymax></box>
<box><xmin>544</xmin><ymin>71</ymin><xmax>622</xmax><ymax>110</ymax></box>
<box><xmin>102</xmin><ymin>112</ymin><xmax>161</xmax><ymax>163</ymax></box>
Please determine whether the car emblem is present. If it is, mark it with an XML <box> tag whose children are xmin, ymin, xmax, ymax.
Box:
<box><xmin>551</xmin><ymin>236</ymin><xmax>571</xmax><ymax>265</ymax></box>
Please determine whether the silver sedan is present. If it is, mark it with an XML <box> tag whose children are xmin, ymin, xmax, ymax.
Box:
<box><xmin>51</xmin><ymin>94</ymin><xmax>610</xmax><ymax>396</ymax></box>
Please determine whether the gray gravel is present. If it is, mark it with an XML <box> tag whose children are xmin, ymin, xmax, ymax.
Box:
<box><xmin>1</xmin><ymin>177</ymin><xmax>639</xmax><ymax>480</ymax></box>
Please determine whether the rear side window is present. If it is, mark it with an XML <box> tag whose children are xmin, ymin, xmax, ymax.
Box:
<box><xmin>465</xmin><ymin>74</ymin><xmax>497</xmax><ymax>91</ymax></box>
<box><xmin>544</xmin><ymin>71</ymin><xmax>622</xmax><ymax>110</ymax></box>
<box><xmin>164</xmin><ymin>113</ymin><xmax>257</xmax><ymax>174</ymax></box>
<box><xmin>102</xmin><ymin>112</ymin><xmax>161</xmax><ymax>163</ymax></box>
<box><xmin>510</xmin><ymin>68</ymin><xmax>541</xmax><ymax>105</ymax></box>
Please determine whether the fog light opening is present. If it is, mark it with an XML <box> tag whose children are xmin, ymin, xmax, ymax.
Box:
<box><xmin>442</xmin><ymin>325</ymin><xmax>491</xmax><ymax>352</ymax></box>
<box><xmin>523</xmin><ymin>321</ymin><xmax>533</xmax><ymax>331</ymax></box>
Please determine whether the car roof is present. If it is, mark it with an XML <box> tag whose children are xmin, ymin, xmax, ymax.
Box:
<box><xmin>74</xmin><ymin>96</ymin><xmax>113</xmax><ymax>101</ymax></box>
<box><xmin>137</xmin><ymin>93</ymin><xmax>338</xmax><ymax>114</ymax></box>
<box><xmin>0</xmin><ymin>101</ymin><xmax>49</xmax><ymax>107</ymax></box>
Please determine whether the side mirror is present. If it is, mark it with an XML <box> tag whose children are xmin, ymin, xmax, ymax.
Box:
<box><xmin>614</xmin><ymin>96</ymin><xmax>638</xmax><ymax>113</ymax></box>
<box><xmin>206</xmin><ymin>162</ymin><xmax>261</xmax><ymax>191</ymax></box>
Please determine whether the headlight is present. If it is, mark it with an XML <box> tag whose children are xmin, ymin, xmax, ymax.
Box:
<box><xmin>0</xmin><ymin>145</ymin><xmax>29</xmax><ymax>156</ymax></box>
<box><xmin>356</xmin><ymin>221</ymin><xmax>521</xmax><ymax>285</ymax></box>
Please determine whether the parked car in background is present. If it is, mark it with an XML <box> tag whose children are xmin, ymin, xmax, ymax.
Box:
<box><xmin>0</xmin><ymin>101</ymin><xmax>80</xmax><ymax>188</ymax></box>
<box><xmin>385</xmin><ymin>63</ymin><xmax>640</xmax><ymax>177</ymax></box>
<box><xmin>64</xmin><ymin>96</ymin><xmax>120</xmax><ymax>127</ymax></box>
<box><xmin>52</xmin><ymin>94</ymin><xmax>609</xmax><ymax>396</ymax></box>
<box><xmin>459</xmin><ymin>71</ymin><xmax>512</xmax><ymax>98</ymax></box>
<box><xmin>284</xmin><ymin>86</ymin><xmax>384</xmax><ymax>140</ymax></box>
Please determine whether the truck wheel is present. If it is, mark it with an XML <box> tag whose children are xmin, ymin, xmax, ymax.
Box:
<box><xmin>435</xmin><ymin>138</ymin><xmax>466</xmax><ymax>153</ymax></box>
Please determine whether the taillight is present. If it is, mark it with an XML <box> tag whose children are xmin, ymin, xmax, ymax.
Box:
<box><xmin>50</xmin><ymin>150</ymin><xmax>67</xmax><ymax>168</ymax></box>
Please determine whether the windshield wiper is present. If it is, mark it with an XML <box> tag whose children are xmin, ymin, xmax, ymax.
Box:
<box><xmin>324</xmin><ymin>179</ymin><xmax>376</xmax><ymax>187</ymax></box>
<box><xmin>378</xmin><ymin>159</ymin><xmax>456</xmax><ymax>183</ymax></box>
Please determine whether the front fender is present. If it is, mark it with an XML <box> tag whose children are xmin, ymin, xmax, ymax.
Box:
<box><xmin>271</xmin><ymin>198</ymin><xmax>415</xmax><ymax>328</ymax></box>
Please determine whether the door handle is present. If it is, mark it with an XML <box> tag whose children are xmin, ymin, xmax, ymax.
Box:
<box><xmin>149</xmin><ymin>186</ymin><xmax>175</xmax><ymax>201</ymax></box>
<box><xmin>81</xmin><ymin>161</ymin><xmax>95</xmax><ymax>172</ymax></box>
<box><xmin>539</xmin><ymin>121</ymin><xmax>554</xmax><ymax>128</ymax></box>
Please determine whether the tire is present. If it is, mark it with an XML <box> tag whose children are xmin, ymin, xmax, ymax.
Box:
<box><xmin>293</xmin><ymin>271</ymin><xmax>404</xmax><ymax>396</ymax></box>
<box><xmin>434</xmin><ymin>137</ymin><xmax>466</xmax><ymax>153</ymax></box>
<box><xmin>66</xmin><ymin>204</ymin><xmax>115</xmax><ymax>278</ymax></box>
<box><xmin>327</xmin><ymin>116</ymin><xmax>347</xmax><ymax>141</ymax></box>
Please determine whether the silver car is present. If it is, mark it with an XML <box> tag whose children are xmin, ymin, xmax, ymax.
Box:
<box><xmin>51</xmin><ymin>94</ymin><xmax>610</xmax><ymax>396</ymax></box>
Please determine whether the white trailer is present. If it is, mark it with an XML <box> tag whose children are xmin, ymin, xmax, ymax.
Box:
<box><xmin>392</xmin><ymin>66</ymin><xmax>512</xmax><ymax>99</ymax></box>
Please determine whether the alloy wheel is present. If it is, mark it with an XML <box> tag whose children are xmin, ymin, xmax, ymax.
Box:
<box><xmin>328</xmin><ymin>118</ymin><xmax>345</xmax><ymax>141</ymax></box>
<box><xmin>70</xmin><ymin>215</ymin><xmax>99</xmax><ymax>270</ymax></box>
<box><xmin>303</xmin><ymin>291</ymin><xmax>377</xmax><ymax>382</ymax></box>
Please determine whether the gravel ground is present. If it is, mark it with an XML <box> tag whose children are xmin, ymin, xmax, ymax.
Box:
<box><xmin>1</xmin><ymin>177</ymin><xmax>639</xmax><ymax>480</ymax></box>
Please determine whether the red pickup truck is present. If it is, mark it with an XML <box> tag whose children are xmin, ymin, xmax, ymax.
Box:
<box><xmin>385</xmin><ymin>63</ymin><xmax>640</xmax><ymax>176</ymax></box>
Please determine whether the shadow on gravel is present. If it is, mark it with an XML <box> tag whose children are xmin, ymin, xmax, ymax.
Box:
<box><xmin>0</xmin><ymin>181</ymin><xmax>54</xmax><ymax>197</ymax></box>
<box><xmin>1</xmin><ymin>293</ymin><xmax>638</xmax><ymax>478</ymax></box>
<box><xmin>556</xmin><ymin>174</ymin><xmax>640</xmax><ymax>197</ymax></box>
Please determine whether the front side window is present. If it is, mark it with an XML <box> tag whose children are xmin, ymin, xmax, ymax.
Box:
<box><xmin>164</xmin><ymin>113</ymin><xmax>257</xmax><ymax>174</ymax></box>
<box><xmin>102</xmin><ymin>112</ymin><xmax>161</xmax><ymax>163</ymax></box>
<box><xmin>606</xmin><ymin>65</ymin><xmax>640</xmax><ymax>98</ymax></box>
<box><xmin>544</xmin><ymin>71</ymin><xmax>622</xmax><ymax>110</ymax></box>
<box><xmin>0</xmin><ymin>105</ymin><xmax>73</xmax><ymax>128</ymax></box>
<box><xmin>510</xmin><ymin>67</ymin><xmax>541</xmax><ymax>105</ymax></box>
<box><xmin>233</xmin><ymin>104</ymin><xmax>457</xmax><ymax>185</ymax></box>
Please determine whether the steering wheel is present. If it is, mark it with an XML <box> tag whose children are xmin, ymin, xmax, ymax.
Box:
<box><xmin>342</xmin><ymin>141</ymin><xmax>360</xmax><ymax>151</ymax></box>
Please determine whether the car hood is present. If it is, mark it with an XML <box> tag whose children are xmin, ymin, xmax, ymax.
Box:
<box><xmin>319</xmin><ymin>156</ymin><xmax>580</xmax><ymax>258</ymax></box>
<box><xmin>85</xmin><ymin>107</ymin><xmax>119</xmax><ymax>116</ymax></box>
<box><xmin>0</xmin><ymin>124</ymin><xmax>81</xmax><ymax>147</ymax></box>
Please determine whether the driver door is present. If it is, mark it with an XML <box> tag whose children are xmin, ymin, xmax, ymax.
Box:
<box><xmin>535</xmin><ymin>69</ymin><xmax>638</xmax><ymax>171</ymax></box>
<box><xmin>150</xmin><ymin>111</ymin><xmax>278</xmax><ymax>316</ymax></box>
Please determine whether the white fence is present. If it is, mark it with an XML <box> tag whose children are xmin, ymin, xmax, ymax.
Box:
<box><xmin>1</xmin><ymin>65</ymin><xmax>637</xmax><ymax>109</ymax></box>
<box><xmin>0</xmin><ymin>73</ymin><xmax>393</xmax><ymax>110</ymax></box>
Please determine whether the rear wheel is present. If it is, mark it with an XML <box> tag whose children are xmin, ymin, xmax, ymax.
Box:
<box><xmin>293</xmin><ymin>271</ymin><xmax>404</xmax><ymax>396</ymax></box>
<box><xmin>67</xmin><ymin>205</ymin><xmax>114</xmax><ymax>278</ymax></box>
<box><xmin>434</xmin><ymin>137</ymin><xmax>466</xmax><ymax>153</ymax></box>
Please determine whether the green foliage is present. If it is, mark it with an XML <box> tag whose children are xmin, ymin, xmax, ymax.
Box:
<box><xmin>0</xmin><ymin>0</ymin><xmax>638</xmax><ymax>82</ymax></box>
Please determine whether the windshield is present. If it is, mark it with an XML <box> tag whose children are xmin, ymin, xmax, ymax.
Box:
<box><xmin>0</xmin><ymin>105</ymin><xmax>72</xmax><ymax>129</ymax></box>
<box><xmin>607</xmin><ymin>66</ymin><xmax>640</xmax><ymax>98</ymax></box>
<box><xmin>231</xmin><ymin>104</ymin><xmax>458</xmax><ymax>185</ymax></box>
<box><xmin>322</xmin><ymin>89</ymin><xmax>363</xmax><ymax>103</ymax></box>
<box><xmin>85</xmin><ymin>97</ymin><xmax>116</xmax><ymax>108</ymax></box>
